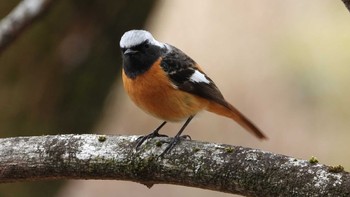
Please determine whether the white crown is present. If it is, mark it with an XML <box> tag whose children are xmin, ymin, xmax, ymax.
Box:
<box><xmin>120</xmin><ymin>30</ymin><xmax>164</xmax><ymax>48</ymax></box>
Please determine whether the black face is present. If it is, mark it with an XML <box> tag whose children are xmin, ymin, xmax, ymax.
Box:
<box><xmin>121</xmin><ymin>40</ymin><xmax>163</xmax><ymax>79</ymax></box>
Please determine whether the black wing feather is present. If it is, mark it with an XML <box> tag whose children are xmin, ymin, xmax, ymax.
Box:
<box><xmin>161</xmin><ymin>45</ymin><xmax>229</xmax><ymax>108</ymax></box>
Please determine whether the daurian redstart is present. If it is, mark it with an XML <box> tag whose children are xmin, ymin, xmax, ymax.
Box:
<box><xmin>120</xmin><ymin>30</ymin><xmax>266</xmax><ymax>154</ymax></box>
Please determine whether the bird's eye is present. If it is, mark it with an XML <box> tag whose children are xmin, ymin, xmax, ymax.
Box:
<box><xmin>144</xmin><ymin>43</ymin><xmax>149</xmax><ymax>48</ymax></box>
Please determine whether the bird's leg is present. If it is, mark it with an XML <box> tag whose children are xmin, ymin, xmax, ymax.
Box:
<box><xmin>160</xmin><ymin>116</ymin><xmax>194</xmax><ymax>156</ymax></box>
<box><xmin>136</xmin><ymin>121</ymin><xmax>167</xmax><ymax>149</ymax></box>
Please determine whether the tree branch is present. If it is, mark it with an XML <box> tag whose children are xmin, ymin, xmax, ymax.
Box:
<box><xmin>342</xmin><ymin>0</ymin><xmax>350</xmax><ymax>12</ymax></box>
<box><xmin>0</xmin><ymin>0</ymin><xmax>55</xmax><ymax>54</ymax></box>
<box><xmin>1</xmin><ymin>135</ymin><xmax>349</xmax><ymax>196</ymax></box>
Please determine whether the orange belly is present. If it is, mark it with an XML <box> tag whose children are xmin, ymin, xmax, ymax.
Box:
<box><xmin>122</xmin><ymin>58</ymin><xmax>209</xmax><ymax>121</ymax></box>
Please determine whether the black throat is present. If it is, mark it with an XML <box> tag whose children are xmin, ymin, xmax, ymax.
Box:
<box><xmin>122</xmin><ymin>44</ymin><xmax>163</xmax><ymax>79</ymax></box>
<box><xmin>123</xmin><ymin>55</ymin><xmax>156</xmax><ymax>79</ymax></box>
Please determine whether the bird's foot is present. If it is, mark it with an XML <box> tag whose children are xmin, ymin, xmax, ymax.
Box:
<box><xmin>136</xmin><ymin>131</ymin><xmax>168</xmax><ymax>149</ymax></box>
<box><xmin>159</xmin><ymin>134</ymin><xmax>191</xmax><ymax>157</ymax></box>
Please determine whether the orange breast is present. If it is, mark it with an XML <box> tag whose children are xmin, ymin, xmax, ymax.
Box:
<box><xmin>122</xmin><ymin>58</ymin><xmax>209</xmax><ymax>122</ymax></box>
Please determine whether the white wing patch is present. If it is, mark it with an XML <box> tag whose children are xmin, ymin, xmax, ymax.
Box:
<box><xmin>190</xmin><ymin>70</ymin><xmax>210</xmax><ymax>84</ymax></box>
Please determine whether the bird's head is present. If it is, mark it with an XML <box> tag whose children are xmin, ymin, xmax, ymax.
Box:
<box><xmin>120</xmin><ymin>30</ymin><xmax>167</xmax><ymax>78</ymax></box>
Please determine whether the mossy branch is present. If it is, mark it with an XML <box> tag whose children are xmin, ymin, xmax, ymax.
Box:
<box><xmin>0</xmin><ymin>134</ymin><xmax>349</xmax><ymax>196</ymax></box>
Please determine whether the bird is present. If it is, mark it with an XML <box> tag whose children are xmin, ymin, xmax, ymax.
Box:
<box><xmin>119</xmin><ymin>30</ymin><xmax>267</xmax><ymax>155</ymax></box>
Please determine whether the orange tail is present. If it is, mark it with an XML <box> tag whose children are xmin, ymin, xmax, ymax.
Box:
<box><xmin>207</xmin><ymin>101</ymin><xmax>267</xmax><ymax>139</ymax></box>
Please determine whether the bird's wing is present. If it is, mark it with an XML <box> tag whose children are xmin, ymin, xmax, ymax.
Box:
<box><xmin>160</xmin><ymin>45</ymin><xmax>229</xmax><ymax>108</ymax></box>
<box><xmin>161</xmin><ymin>45</ymin><xmax>267</xmax><ymax>139</ymax></box>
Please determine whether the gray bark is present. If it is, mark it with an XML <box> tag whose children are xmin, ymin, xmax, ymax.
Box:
<box><xmin>0</xmin><ymin>134</ymin><xmax>349</xmax><ymax>196</ymax></box>
<box><xmin>0</xmin><ymin>0</ymin><xmax>55</xmax><ymax>54</ymax></box>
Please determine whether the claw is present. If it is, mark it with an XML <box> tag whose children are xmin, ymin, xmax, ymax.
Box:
<box><xmin>159</xmin><ymin>116</ymin><xmax>194</xmax><ymax>157</ymax></box>
<box><xmin>159</xmin><ymin>136</ymin><xmax>181</xmax><ymax>157</ymax></box>
<box><xmin>136</xmin><ymin>131</ymin><xmax>168</xmax><ymax>149</ymax></box>
<box><xmin>135</xmin><ymin>116</ymin><xmax>194</xmax><ymax>156</ymax></box>
<box><xmin>135</xmin><ymin>121</ymin><xmax>167</xmax><ymax>149</ymax></box>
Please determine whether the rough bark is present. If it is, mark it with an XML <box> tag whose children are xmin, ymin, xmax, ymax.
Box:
<box><xmin>0</xmin><ymin>134</ymin><xmax>349</xmax><ymax>196</ymax></box>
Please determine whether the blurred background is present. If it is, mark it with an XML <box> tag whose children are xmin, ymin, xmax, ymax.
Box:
<box><xmin>1</xmin><ymin>0</ymin><xmax>350</xmax><ymax>196</ymax></box>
